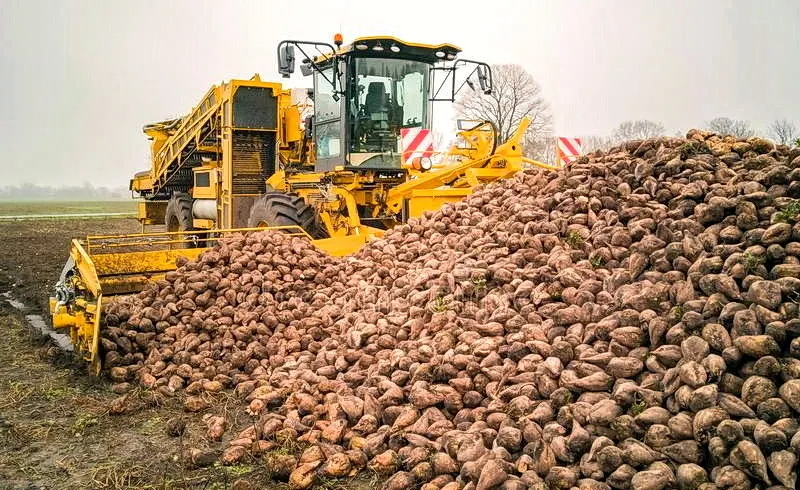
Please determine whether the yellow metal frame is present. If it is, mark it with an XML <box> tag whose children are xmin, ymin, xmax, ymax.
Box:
<box><xmin>380</xmin><ymin>119</ymin><xmax>557</xmax><ymax>215</ymax></box>
<box><xmin>133</xmin><ymin>76</ymin><xmax>307</xmax><ymax>199</ymax></box>
<box><xmin>130</xmin><ymin>173</ymin><xmax>153</xmax><ymax>193</ymax></box>
<box><xmin>406</xmin><ymin>188</ymin><xmax>471</xmax><ymax>217</ymax></box>
<box><xmin>51</xmin><ymin>296</ymin><xmax>103</xmax><ymax>374</ymax></box>
<box><xmin>50</xmin><ymin>225</ymin><xmax>325</xmax><ymax>374</ymax></box>
<box><xmin>191</xmin><ymin>164</ymin><xmax>220</xmax><ymax>200</ymax></box>
<box><xmin>136</xmin><ymin>201</ymin><xmax>167</xmax><ymax>227</ymax></box>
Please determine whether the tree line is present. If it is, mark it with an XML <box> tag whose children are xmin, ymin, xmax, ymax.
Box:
<box><xmin>453</xmin><ymin>64</ymin><xmax>799</xmax><ymax>162</ymax></box>
<box><xmin>0</xmin><ymin>182</ymin><xmax>129</xmax><ymax>201</ymax></box>
<box><xmin>580</xmin><ymin>117</ymin><xmax>799</xmax><ymax>154</ymax></box>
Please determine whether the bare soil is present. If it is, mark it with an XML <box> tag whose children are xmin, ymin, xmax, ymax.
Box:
<box><xmin>0</xmin><ymin>218</ymin><xmax>139</xmax><ymax>313</ymax></box>
<box><xmin>0</xmin><ymin>218</ymin><xmax>377</xmax><ymax>489</ymax></box>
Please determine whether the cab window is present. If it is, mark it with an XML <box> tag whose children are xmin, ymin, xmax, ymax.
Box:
<box><xmin>348</xmin><ymin>58</ymin><xmax>429</xmax><ymax>154</ymax></box>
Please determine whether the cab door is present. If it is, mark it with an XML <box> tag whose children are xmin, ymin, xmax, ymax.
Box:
<box><xmin>313</xmin><ymin>61</ymin><xmax>346</xmax><ymax>172</ymax></box>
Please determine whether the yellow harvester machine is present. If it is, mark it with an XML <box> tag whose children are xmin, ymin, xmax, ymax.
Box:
<box><xmin>50</xmin><ymin>35</ymin><xmax>556</xmax><ymax>373</ymax></box>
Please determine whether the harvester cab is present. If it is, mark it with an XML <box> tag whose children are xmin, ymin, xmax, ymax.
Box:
<box><xmin>276</xmin><ymin>35</ymin><xmax>493</xmax><ymax>172</ymax></box>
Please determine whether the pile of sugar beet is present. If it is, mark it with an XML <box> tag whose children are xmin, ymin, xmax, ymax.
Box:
<box><xmin>102</xmin><ymin>130</ymin><xmax>800</xmax><ymax>490</ymax></box>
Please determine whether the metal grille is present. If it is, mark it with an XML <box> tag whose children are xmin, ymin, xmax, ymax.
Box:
<box><xmin>233</xmin><ymin>86</ymin><xmax>278</xmax><ymax>129</ymax></box>
<box><xmin>161</xmin><ymin>168</ymin><xmax>194</xmax><ymax>196</ymax></box>
<box><xmin>231</xmin><ymin>131</ymin><xmax>276</xmax><ymax>195</ymax></box>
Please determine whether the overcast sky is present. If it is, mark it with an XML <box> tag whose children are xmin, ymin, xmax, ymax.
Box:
<box><xmin>1</xmin><ymin>0</ymin><xmax>798</xmax><ymax>187</ymax></box>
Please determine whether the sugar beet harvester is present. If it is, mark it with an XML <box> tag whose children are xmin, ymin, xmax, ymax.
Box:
<box><xmin>50</xmin><ymin>35</ymin><xmax>556</xmax><ymax>373</ymax></box>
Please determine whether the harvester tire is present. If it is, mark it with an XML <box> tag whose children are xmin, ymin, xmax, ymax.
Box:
<box><xmin>165</xmin><ymin>193</ymin><xmax>198</xmax><ymax>248</ymax></box>
<box><xmin>247</xmin><ymin>187</ymin><xmax>326</xmax><ymax>239</ymax></box>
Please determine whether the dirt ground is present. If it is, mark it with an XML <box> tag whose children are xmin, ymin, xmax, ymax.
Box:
<box><xmin>0</xmin><ymin>218</ymin><xmax>377</xmax><ymax>490</ymax></box>
<box><xmin>0</xmin><ymin>218</ymin><xmax>139</xmax><ymax>313</ymax></box>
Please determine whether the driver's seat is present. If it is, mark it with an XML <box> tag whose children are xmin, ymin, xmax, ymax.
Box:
<box><xmin>364</xmin><ymin>82</ymin><xmax>388</xmax><ymax>114</ymax></box>
<box><xmin>362</xmin><ymin>82</ymin><xmax>392</xmax><ymax>151</ymax></box>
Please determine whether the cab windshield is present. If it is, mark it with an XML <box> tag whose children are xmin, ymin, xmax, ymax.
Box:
<box><xmin>348</xmin><ymin>58</ymin><xmax>429</xmax><ymax>156</ymax></box>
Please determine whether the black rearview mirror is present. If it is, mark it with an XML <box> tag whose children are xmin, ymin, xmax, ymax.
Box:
<box><xmin>278</xmin><ymin>45</ymin><xmax>295</xmax><ymax>77</ymax></box>
<box><xmin>477</xmin><ymin>65</ymin><xmax>490</xmax><ymax>94</ymax></box>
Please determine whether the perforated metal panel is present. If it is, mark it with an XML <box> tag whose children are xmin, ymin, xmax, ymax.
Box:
<box><xmin>231</xmin><ymin>131</ymin><xmax>276</xmax><ymax>195</ymax></box>
<box><xmin>232</xmin><ymin>87</ymin><xmax>278</xmax><ymax>129</ymax></box>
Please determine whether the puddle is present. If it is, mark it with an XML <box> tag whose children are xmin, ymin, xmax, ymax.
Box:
<box><xmin>3</xmin><ymin>291</ymin><xmax>73</xmax><ymax>351</ymax></box>
<box><xmin>1</xmin><ymin>291</ymin><xmax>25</xmax><ymax>310</ymax></box>
<box><xmin>27</xmin><ymin>314</ymin><xmax>73</xmax><ymax>351</ymax></box>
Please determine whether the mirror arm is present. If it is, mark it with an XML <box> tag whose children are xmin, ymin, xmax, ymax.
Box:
<box><xmin>453</xmin><ymin>59</ymin><xmax>493</xmax><ymax>96</ymax></box>
<box><xmin>454</xmin><ymin>66</ymin><xmax>478</xmax><ymax>96</ymax></box>
<box><xmin>430</xmin><ymin>67</ymin><xmax>455</xmax><ymax>102</ymax></box>
<box><xmin>277</xmin><ymin>40</ymin><xmax>343</xmax><ymax>98</ymax></box>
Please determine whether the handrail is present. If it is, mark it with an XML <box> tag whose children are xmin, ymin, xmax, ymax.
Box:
<box><xmin>85</xmin><ymin>225</ymin><xmax>307</xmax><ymax>241</ymax></box>
<box><xmin>84</xmin><ymin>226</ymin><xmax>312</xmax><ymax>254</ymax></box>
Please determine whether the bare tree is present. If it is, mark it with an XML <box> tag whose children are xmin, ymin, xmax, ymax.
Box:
<box><xmin>581</xmin><ymin>135</ymin><xmax>615</xmax><ymax>153</ymax></box>
<box><xmin>769</xmin><ymin>119</ymin><xmax>797</xmax><ymax>146</ymax></box>
<box><xmin>453</xmin><ymin>64</ymin><xmax>552</xmax><ymax>147</ymax></box>
<box><xmin>523</xmin><ymin>132</ymin><xmax>556</xmax><ymax>164</ymax></box>
<box><xmin>705</xmin><ymin>117</ymin><xmax>755</xmax><ymax>138</ymax></box>
<box><xmin>612</xmin><ymin>120</ymin><xmax>666</xmax><ymax>142</ymax></box>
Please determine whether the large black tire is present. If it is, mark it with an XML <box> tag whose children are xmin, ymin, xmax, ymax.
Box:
<box><xmin>247</xmin><ymin>188</ymin><xmax>325</xmax><ymax>238</ymax></box>
<box><xmin>165</xmin><ymin>193</ymin><xmax>197</xmax><ymax>248</ymax></box>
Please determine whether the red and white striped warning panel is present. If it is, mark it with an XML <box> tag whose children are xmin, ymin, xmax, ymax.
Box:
<box><xmin>400</xmin><ymin>128</ymin><xmax>434</xmax><ymax>164</ymax></box>
<box><xmin>556</xmin><ymin>137</ymin><xmax>582</xmax><ymax>166</ymax></box>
